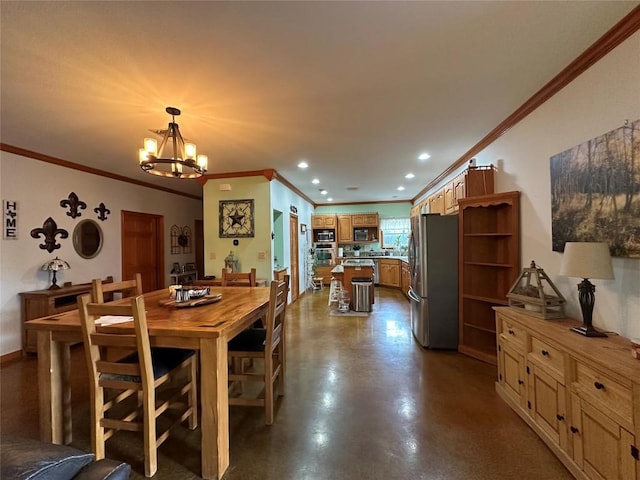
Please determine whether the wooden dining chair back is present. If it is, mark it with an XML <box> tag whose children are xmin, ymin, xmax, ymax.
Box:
<box><xmin>221</xmin><ymin>268</ymin><xmax>257</xmax><ymax>287</ymax></box>
<box><xmin>77</xmin><ymin>294</ymin><xmax>198</xmax><ymax>477</ymax></box>
<box><xmin>92</xmin><ymin>273</ymin><xmax>143</xmax><ymax>303</ymax></box>
<box><xmin>227</xmin><ymin>275</ymin><xmax>290</xmax><ymax>425</ymax></box>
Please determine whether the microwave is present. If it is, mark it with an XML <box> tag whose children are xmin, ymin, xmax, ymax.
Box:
<box><xmin>316</xmin><ymin>230</ymin><xmax>335</xmax><ymax>242</ymax></box>
<box><xmin>354</xmin><ymin>229</ymin><xmax>368</xmax><ymax>241</ymax></box>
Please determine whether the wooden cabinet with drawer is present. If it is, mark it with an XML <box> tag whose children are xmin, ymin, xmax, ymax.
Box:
<box><xmin>378</xmin><ymin>259</ymin><xmax>400</xmax><ymax>287</ymax></box>
<box><xmin>494</xmin><ymin>306</ymin><xmax>640</xmax><ymax>480</ymax></box>
<box><xmin>20</xmin><ymin>279</ymin><xmax>113</xmax><ymax>354</ymax></box>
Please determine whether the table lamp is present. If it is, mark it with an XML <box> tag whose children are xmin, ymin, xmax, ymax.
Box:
<box><xmin>41</xmin><ymin>256</ymin><xmax>70</xmax><ymax>290</ymax></box>
<box><xmin>559</xmin><ymin>242</ymin><xmax>613</xmax><ymax>337</ymax></box>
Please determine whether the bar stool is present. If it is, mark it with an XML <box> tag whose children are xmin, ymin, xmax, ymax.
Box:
<box><xmin>313</xmin><ymin>276</ymin><xmax>324</xmax><ymax>290</ymax></box>
<box><xmin>328</xmin><ymin>277</ymin><xmax>342</xmax><ymax>307</ymax></box>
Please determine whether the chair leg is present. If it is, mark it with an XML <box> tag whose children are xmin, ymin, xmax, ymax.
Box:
<box><xmin>92</xmin><ymin>388</ymin><xmax>105</xmax><ymax>460</ymax></box>
<box><xmin>188</xmin><ymin>356</ymin><xmax>198</xmax><ymax>430</ymax></box>
<box><xmin>264</xmin><ymin>354</ymin><xmax>274</xmax><ymax>426</ymax></box>
<box><xmin>142</xmin><ymin>390</ymin><xmax>157</xmax><ymax>478</ymax></box>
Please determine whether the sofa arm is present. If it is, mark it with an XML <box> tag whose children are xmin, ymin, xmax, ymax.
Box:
<box><xmin>74</xmin><ymin>459</ymin><xmax>131</xmax><ymax>480</ymax></box>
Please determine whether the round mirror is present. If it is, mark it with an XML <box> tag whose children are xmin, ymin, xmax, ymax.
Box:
<box><xmin>73</xmin><ymin>219</ymin><xmax>104</xmax><ymax>259</ymax></box>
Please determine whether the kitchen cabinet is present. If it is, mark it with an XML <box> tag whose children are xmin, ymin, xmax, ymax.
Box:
<box><xmin>337</xmin><ymin>215</ymin><xmax>353</xmax><ymax>242</ymax></box>
<box><xmin>458</xmin><ymin>191</ymin><xmax>520</xmax><ymax>365</ymax></box>
<box><xmin>314</xmin><ymin>266</ymin><xmax>334</xmax><ymax>286</ymax></box>
<box><xmin>450</xmin><ymin>166</ymin><xmax>495</xmax><ymax>214</ymax></box>
<box><xmin>312</xmin><ymin>215</ymin><xmax>337</xmax><ymax>229</ymax></box>
<box><xmin>428</xmin><ymin>191</ymin><xmax>445</xmax><ymax>215</ymax></box>
<box><xmin>400</xmin><ymin>260</ymin><xmax>410</xmax><ymax>298</ymax></box>
<box><xmin>351</xmin><ymin>213</ymin><xmax>379</xmax><ymax>228</ymax></box>
<box><xmin>378</xmin><ymin>259</ymin><xmax>400</xmax><ymax>287</ymax></box>
<box><xmin>495</xmin><ymin>307</ymin><xmax>640</xmax><ymax>480</ymax></box>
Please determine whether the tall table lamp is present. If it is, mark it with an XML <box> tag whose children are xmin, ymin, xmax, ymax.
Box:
<box><xmin>41</xmin><ymin>256</ymin><xmax>70</xmax><ymax>290</ymax></box>
<box><xmin>559</xmin><ymin>242</ymin><xmax>613</xmax><ymax>337</ymax></box>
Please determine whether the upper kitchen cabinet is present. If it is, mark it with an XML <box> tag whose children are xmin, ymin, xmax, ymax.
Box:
<box><xmin>449</xmin><ymin>166</ymin><xmax>495</xmax><ymax>214</ymax></box>
<box><xmin>351</xmin><ymin>213</ymin><xmax>379</xmax><ymax>228</ymax></box>
<box><xmin>311</xmin><ymin>215</ymin><xmax>337</xmax><ymax>229</ymax></box>
<box><xmin>337</xmin><ymin>215</ymin><xmax>353</xmax><ymax>242</ymax></box>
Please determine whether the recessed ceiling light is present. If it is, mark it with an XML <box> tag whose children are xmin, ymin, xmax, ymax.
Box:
<box><xmin>327</xmin><ymin>198</ymin><xmax>333</xmax><ymax>202</ymax></box>
<box><xmin>405</xmin><ymin>173</ymin><xmax>415</xmax><ymax>179</ymax></box>
<box><xmin>320</xmin><ymin>189</ymin><xmax>328</xmax><ymax>195</ymax></box>
<box><xmin>312</xmin><ymin>178</ymin><xmax>320</xmax><ymax>184</ymax></box>
<box><xmin>418</xmin><ymin>153</ymin><xmax>430</xmax><ymax>161</ymax></box>
<box><xmin>298</xmin><ymin>161</ymin><xmax>309</xmax><ymax>169</ymax></box>
<box><xmin>397</xmin><ymin>186</ymin><xmax>405</xmax><ymax>191</ymax></box>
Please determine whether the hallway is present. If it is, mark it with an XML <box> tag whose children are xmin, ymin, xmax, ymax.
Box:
<box><xmin>1</xmin><ymin>287</ymin><xmax>571</xmax><ymax>479</ymax></box>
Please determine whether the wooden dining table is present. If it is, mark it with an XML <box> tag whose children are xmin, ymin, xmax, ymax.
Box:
<box><xmin>26</xmin><ymin>286</ymin><xmax>271</xmax><ymax>480</ymax></box>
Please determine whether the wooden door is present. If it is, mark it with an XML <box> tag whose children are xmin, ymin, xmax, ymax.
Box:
<box><xmin>289</xmin><ymin>214</ymin><xmax>299</xmax><ymax>301</ymax></box>
<box><xmin>194</xmin><ymin>219</ymin><xmax>204</xmax><ymax>280</ymax></box>
<box><xmin>121</xmin><ymin>211</ymin><xmax>164</xmax><ymax>292</ymax></box>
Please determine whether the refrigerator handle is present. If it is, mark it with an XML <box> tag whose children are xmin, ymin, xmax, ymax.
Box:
<box><xmin>408</xmin><ymin>288</ymin><xmax>421</xmax><ymax>303</ymax></box>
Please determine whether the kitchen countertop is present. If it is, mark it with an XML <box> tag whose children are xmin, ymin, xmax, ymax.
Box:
<box><xmin>339</xmin><ymin>255</ymin><xmax>408</xmax><ymax>263</ymax></box>
<box><xmin>342</xmin><ymin>259</ymin><xmax>375</xmax><ymax>267</ymax></box>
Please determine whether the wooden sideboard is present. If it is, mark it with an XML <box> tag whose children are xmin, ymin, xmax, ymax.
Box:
<box><xmin>494</xmin><ymin>306</ymin><xmax>640</xmax><ymax>480</ymax></box>
<box><xmin>20</xmin><ymin>283</ymin><xmax>94</xmax><ymax>353</ymax></box>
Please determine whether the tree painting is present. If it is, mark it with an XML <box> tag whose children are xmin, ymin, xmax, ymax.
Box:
<box><xmin>550</xmin><ymin>119</ymin><xmax>640</xmax><ymax>258</ymax></box>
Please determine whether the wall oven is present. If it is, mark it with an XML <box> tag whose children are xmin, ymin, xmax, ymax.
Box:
<box><xmin>313</xmin><ymin>242</ymin><xmax>337</xmax><ymax>265</ymax></box>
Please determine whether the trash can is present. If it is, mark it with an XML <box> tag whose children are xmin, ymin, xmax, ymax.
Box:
<box><xmin>352</xmin><ymin>277</ymin><xmax>373</xmax><ymax>312</ymax></box>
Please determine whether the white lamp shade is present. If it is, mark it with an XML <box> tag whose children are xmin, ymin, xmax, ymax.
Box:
<box><xmin>559</xmin><ymin>242</ymin><xmax>614</xmax><ymax>280</ymax></box>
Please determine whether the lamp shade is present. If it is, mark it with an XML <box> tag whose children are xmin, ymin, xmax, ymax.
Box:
<box><xmin>559</xmin><ymin>242</ymin><xmax>613</xmax><ymax>280</ymax></box>
<box><xmin>41</xmin><ymin>256</ymin><xmax>70</xmax><ymax>272</ymax></box>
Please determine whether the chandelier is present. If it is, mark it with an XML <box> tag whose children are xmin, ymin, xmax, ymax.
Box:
<box><xmin>139</xmin><ymin>107</ymin><xmax>208</xmax><ymax>178</ymax></box>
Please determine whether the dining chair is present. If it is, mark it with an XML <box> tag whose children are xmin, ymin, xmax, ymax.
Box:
<box><xmin>91</xmin><ymin>273</ymin><xmax>143</xmax><ymax>303</ymax></box>
<box><xmin>77</xmin><ymin>294</ymin><xmax>198</xmax><ymax>477</ymax></box>
<box><xmin>221</xmin><ymin>268</ymin><xmax>257</xmax><ymax>287</ymax></box>
<box><xmin>227</xmin><ymin>275</ymin><xmax>289</xmax><ymax>425</ymax></box>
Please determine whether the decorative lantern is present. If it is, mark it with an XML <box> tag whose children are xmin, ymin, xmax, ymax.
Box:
<box><xmin>224</xmin><ymin>251</ymin><xmax>239</xmax><ymax>273</ymax></box>
<box><xmin>507</xmin><ymin>261</ymin><xmax>566</xmax><ymax>319</ymax></box>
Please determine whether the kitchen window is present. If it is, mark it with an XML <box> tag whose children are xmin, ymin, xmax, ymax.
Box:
<box><xmin>380</xmin><ymin>217</ymin><xmax>410</xmax><ymax>249</ymax></box>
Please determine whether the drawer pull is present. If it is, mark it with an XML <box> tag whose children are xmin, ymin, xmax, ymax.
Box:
<box><xmin>508</xmin><ymin>329</ymin><xmax>514</xmax><ymax>335</ymax></box>
<box><xmin>541</xmin><ymin>350</ymin><xmax>549</xmax><ymax>356</ymax></box>
<box><xmin>556</xmin><ymin>414</ymin><xmax>565</xmax><ymax>422</ymax></box>
<box><xmin>518</xmin><ymin>380</ymin><xmax>524</xmax><ymax>385</ymax></box>
<box><xmin>570</xmin><ymin>426</ymin><xmax>580</xmax><ymax>434</ymax></box>
<box><xmin>594</xmin><ymin>381</ymin><xmax>605</xmax><ymax>390</ymax></box>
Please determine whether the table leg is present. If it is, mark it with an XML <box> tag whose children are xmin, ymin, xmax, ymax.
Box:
<box><xmin>199</xmin><ymin>337</ymin><xmax>229</xmax><ymax>480</ymax></box>
<box><xmin>37</xmin><ymin>331</ymin><xmax>72</xmax><ymax>444</ymax></box>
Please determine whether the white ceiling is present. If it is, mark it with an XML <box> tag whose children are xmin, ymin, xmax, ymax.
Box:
<box><xmin>1</xmin><ymin>1</ymin><xmax>637</xmax><ymax>204</ymax></box>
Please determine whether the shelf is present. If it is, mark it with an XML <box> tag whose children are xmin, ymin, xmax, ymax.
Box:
<box><xmin>463</xmin><ymin>323</ymin><xmax>495</xmax><ymax>334</ymax></box>
<box><xmin>463</xmin><ymin>233</ymin><xmax>513</xmax><ymax>237</ymax></box>
<box><xmin>463</xmin><ymin>261</ymin><xmax>513</xmax><ymax>268</ymax></box>
<box><xmin>458</xmin><ymin>191</ymin><xmax>520</xmax><ymax>364</ymax></box>
<box><xmin>463</xmin><ymin>294</ymin><xmax>509</xmax><ymax>305</ymax></box>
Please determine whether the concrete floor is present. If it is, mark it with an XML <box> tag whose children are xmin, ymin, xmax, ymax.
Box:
<box><xmin>1</xmin><ymin>287</ymin><xmax>572</xmax><ymax>479</ymax></box>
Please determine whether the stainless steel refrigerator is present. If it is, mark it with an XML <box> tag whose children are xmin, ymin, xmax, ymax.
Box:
<box><xmin>408</xmin><ymin>214</ymin><xmax>458</xmax><ymax>348</ymax></box>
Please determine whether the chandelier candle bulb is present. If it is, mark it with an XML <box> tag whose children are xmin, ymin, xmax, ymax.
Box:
<box><xmin>185</xmin><ymin>142</ymin><xmax>196</xmax><ymax>159</ymax></box>
<box><xmin>144</xmin><ymin>137</ymin><xmax>157</xmax><ymax>156</ymax></box>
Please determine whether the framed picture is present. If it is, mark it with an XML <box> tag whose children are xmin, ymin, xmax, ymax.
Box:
<box><xmin>300</xmin><ymin>224</ymin><xmax>307</xmax><ymax>233</ymax></box>
<box><xmin>171</xmin><ymin>262</ymin><xmax>181</xmax><ymax>274</ymax></box>
<box><xmin>185</xmin><ymin>262</ymin><xmax>196</xmax><ymax>272</ymax></box>
<box><xmin>219</xmin><ymin>199</ymin><xmax>255</xmax><ymax>238</ymax></box>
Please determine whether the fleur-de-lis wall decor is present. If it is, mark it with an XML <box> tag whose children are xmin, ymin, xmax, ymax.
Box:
<box><xmin>94</xmin><ymin>202</ymin><xmax>111</xmax><ymax>221</ymax></box>
<box><xmin>30</xmin><ymin>217</ymin><xmax>68</xmax><ymax>253</ymax></box>
<box><xmin>60</xmin><ymin>192</ymin><xmax>87</xmax><ymax>219</ymax></box>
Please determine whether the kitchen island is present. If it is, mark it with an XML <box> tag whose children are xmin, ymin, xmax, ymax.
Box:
<box><xmin>333</xmin><ymin>259</ymin><xmax>375</xmax><ymax>309</ymax></box>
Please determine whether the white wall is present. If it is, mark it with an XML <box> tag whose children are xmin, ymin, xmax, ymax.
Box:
<box><xmin>423</xmin><ymin>32</ymin><xmax>640</xmax><ymax>339</ymax></box>
<box><xmin>0</xmin><ymin>153</ymin><xmax>202</xmax><ymax>355</ymax></box>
